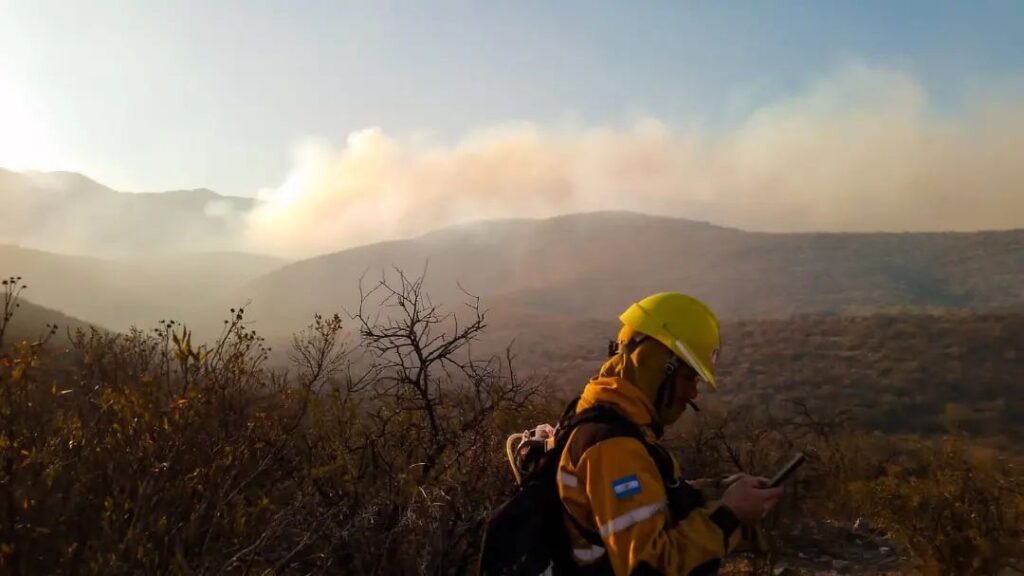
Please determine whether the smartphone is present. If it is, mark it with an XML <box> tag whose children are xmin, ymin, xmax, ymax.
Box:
<box><xmin>767</xmin><ymin>453</ymin><xmax>806</xmax><ymax>488</ymax></box>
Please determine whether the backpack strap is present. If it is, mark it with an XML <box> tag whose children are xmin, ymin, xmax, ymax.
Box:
<box><xmin>562</xmin><ymin>402</ymin><xmax>675</xmax><ymax>481</ymax></box>
<box><xmin>558</xmin><ymin>400</ymin><xmax>707</xmax><ymax>545</ymax></box>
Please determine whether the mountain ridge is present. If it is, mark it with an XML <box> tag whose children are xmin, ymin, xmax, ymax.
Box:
<box><xmin>0</xmin><ymin>168</ymin><xmax>250</xmax><ymax>201</ymax></box>
<box><xmin>0</xmin><ymin>168</ymin><xmax>257</xmax><ymax>257</ymax></box>
<box><xmin>241</xmin><ymin>211</ymin><xmax>1024</xmax><ymax>339</ymax></box>
<box><xmin>0</xmin><ymin>244</ymin><xmax>288</xmax><ymax>336</ymax></box>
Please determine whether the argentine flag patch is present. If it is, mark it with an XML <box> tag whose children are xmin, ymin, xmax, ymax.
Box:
<box><xmin>611</xmin><ymin>474</ymin><xmax>642</xmax><ymax>499</ymax></box>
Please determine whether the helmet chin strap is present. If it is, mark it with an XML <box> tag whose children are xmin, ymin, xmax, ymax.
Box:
<box><xmin>655</xmin><ymin>356</ymin><xmax>701</xmax><ymax>415</ymax></box>
<box><xmin>617</xmin><ymin>335</ymin><xmax>700</xmax><ymax>422</ymax></box>
<box><xmin>654</xmin><ymin>357</ymin><xmax>679</xmax><ymax>418</ymax></box>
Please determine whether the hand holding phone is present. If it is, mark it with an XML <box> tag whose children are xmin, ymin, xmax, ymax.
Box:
<box><xmin>721</xmin><ymin>474</ymin><xmax>783</xmax><ymax>524</ymax></box>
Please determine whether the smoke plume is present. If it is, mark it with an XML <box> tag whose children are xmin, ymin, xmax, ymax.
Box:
<box><xmin>245</xmin><ymin>64</ymin><xmax>1024</xmax><ymax>257</ymax></box>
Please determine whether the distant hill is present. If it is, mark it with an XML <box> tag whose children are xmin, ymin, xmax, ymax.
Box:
<box><xmin>479</xmin><ymin>308</ymin><xmax>1024</xmax><ymax>440</ymax></box>
<box><xmin>1</xmin><ymin>297</ymin><xmax>99</xmax><ymax>347</ymax></box>
<box><xmin>0</xmin><ymin>168</ymin><xmax>255</xmax><ymax>257</ymax></box>
<box><xmin>243</xmin><ymin>211</ymin><xmax>1024</xmax><ymax>337</ymax></box>
<box><xmin>0</xmin><ymin>245</ymin><xmax>287</xmax><ymax>336</ymax></box>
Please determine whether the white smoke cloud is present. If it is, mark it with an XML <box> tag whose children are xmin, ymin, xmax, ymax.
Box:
<box><xmin>245</xmin><ymin>64</ymin><xmax>1024</xmax><ymax>257</ymax></box>
<box><xmin>202</xmin><ymin>198</ymin><xmax>235</xmax><ymax>218</ymax></box>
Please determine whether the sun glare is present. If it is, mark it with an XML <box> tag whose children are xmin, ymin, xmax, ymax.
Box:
<box><xmin>0</xmin><ymin>72</ymin><xmax>70</xmax><ymax>172</ymax></box>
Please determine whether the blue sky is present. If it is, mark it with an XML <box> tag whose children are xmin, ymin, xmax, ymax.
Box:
<box><xmin>1</xmin><ymin>0</ymin><xmax>1022</xmax><ymax>198</ymax></box>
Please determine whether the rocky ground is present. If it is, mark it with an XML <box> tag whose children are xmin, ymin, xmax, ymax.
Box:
<box><xmin>725</xmin><ymin>518</ymin><xmax>1024</xmax><ymax>575</ymax></box>
<box><xmin>724</xmin><ymin>519</ymin><xmax>912</xmax><ymax>575</ymax></box>
<box><xmin>774</xmin><ymin>519</ymin><xmax>909</xmax><ymax>575</ymax></box>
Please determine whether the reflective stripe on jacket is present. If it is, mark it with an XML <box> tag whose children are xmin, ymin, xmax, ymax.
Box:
<box><xmin>557</xmin><ymin>378</ymin><xmax>741</xmax><ymax>575</ymax></box>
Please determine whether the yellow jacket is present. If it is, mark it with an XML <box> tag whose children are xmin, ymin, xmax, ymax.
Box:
<box><xmin>556</xmin><ymin>376</ymin><xmax>741</xmax><ymax>575</ymax></box>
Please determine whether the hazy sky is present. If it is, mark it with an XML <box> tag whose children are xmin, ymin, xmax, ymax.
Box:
<box><xmin>3</xmin><ymin>1</ymin><xmax>1024</xmax><ymax>255</ymax></box>
<box><xmin>3</xmin><ymin>1</ymin><xmax>1022</xmax><ymax>196</ymax></box>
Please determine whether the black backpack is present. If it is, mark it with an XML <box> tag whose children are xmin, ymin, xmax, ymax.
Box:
<box><xmin>479</xmin><ymin>400</ymin><xmax>705</xmax><ymax>576</ymax></box>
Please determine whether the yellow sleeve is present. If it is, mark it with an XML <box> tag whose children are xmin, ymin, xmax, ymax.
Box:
<box><xmin>576</xmin><ymin>436</ymin><xmax>741</xmax><ymax>575</ymax></box>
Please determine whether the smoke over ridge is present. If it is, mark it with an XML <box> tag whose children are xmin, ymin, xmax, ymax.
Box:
<box><xmin>246</xmin><ymin>64</ymin><xmax>1024</xmax><ymax>257</ymax></box>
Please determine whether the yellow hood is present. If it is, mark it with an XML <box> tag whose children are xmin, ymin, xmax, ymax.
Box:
<box><xmin>578</xmin><ymin>333</ymin><xmax>690</xmax><ymax>434</ymax></box>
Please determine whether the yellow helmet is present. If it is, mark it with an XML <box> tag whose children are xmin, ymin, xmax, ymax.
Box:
<box><xmin>618</xmin><ymin>292</ymin><xmax>721</xmax><ymax>390</ymax></box>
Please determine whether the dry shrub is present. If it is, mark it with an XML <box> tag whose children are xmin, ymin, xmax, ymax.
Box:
<box><xmin>848</xmin><ymin>436</ymin><xmax>1024</xmax><ymax>575</ymax></box>
<box><xmin>2</xmin><ymin>274</ymin><xmax>1022</xmax><ymax>575</ymax></box>
<box><xmin>0</xmin><ymin>273</ymin><xmax>537</xmax><ymax>575</ymax></box>
<box><xmin>672</xmin><ymin>397</ymin><xmax>1023</xmax><ymax>575</ymax></box>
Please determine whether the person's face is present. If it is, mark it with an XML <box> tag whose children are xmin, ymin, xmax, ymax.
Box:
<box><xmin>675</xmin><ymin>363</ymin><xmax>701</xmax><ymax>403</ymax></box>
<box><xmin>657</xmin><ymin>360</ymin><xmax>702</xmax><ymax>426</ymax></box>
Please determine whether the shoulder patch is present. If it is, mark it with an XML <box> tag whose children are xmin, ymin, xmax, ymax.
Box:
<box><xmin>611</xmin><ymin>474</ymin><xmax>642</xmax><ymax>499</ymax></box>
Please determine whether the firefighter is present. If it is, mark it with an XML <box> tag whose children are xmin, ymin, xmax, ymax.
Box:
<box><xmin>556</xmin><ymin>292</ymin><xmax>782</xmax><ymax>575</ymax></box>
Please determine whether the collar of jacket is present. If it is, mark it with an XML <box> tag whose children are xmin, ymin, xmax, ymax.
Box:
<box><xmin>576</xmin><ymin>376</ymin><xmax>664</xmax><ymax>439</ymax></box>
